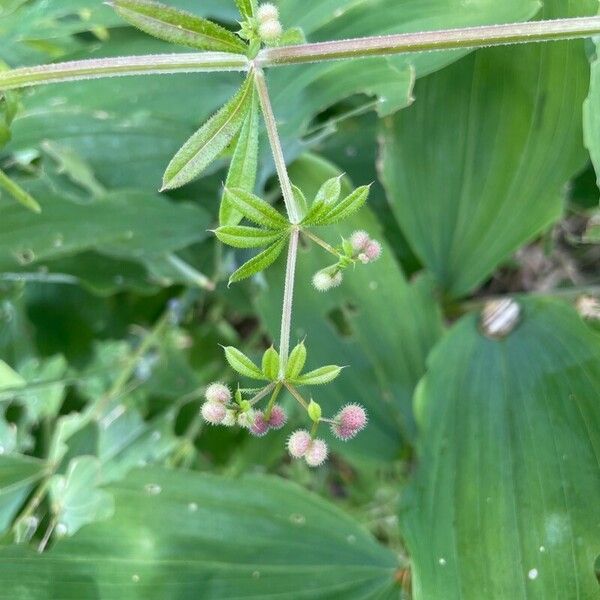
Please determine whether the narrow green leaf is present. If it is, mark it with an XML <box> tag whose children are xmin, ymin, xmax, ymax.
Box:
<box><xmin>235</xmin><ymin>0</ymin><xmax>255</xmax><ymax>19</ymax></box>
<box><xmin>315</xmin><ymin>175</ymin><xmax>342</xmax><ymax>206</ymax></box>
<box><xmin>111</xmin><ymin>0</ymin><xmax>247</xmax><ymax>53</ymax></box>
<box><xmin>219</xmin><ymin>88</ymin><xmax>259</xmax><ymax>226</ymax></box>
<box><xmin>314</xmin><ymin>185</ymin><xmax>370</xmax><ymax>226</ymax></box>
<box><xmin>214</xmin><ymin>226</ymin><xmax>284</xmax><ymax>249</ymax></box>
<box><xmin>293</xmin><ymin>365</ymin><xmax>342</xmax><ymax>386</ymax></box>
<box><xmin>162</xmin><ymin>74</ymin><xmax>254</xmax><ymax>190</ymax></box>
<box><xmin>285</xmin><ymin>341</ymin><xmax>306</xmax><ymax>380</ymax></box>
<box><xmin>224</xmin><ymin>187</ymin><xmax>289</xmax><ymax>229</ymax></box>
<box><xmin>228</xmin><ymin>237</ymin><xmax>287</xmax><ymax>284</ymax></box>
<box><xmin>261</xmin><ymin>346</ymin><xmax>280</xmax><ymax>380</ymax></box>
<box><xmin>0</xmin><ymin>169</ymin><xmax>41</xmax><ymax>213</ymax></box>
<box><xmin>291</xmin><ymin>184</ymin><xmax>308</xmax><ymax>220</ymax></box>
<box><xmin>223</xmin><ymin>346</ymin><xmax>264</xmax><ymax>380</ymax></box>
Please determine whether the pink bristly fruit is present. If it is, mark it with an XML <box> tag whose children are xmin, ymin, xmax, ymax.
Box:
<box><xmin>267</xmin><ymin>405</ymin><xmax>287</xmax><ymax>429</ymax></box>
<box><xmin>201</xmin><ymin>401</ymin><xmax>226</xmax><ymax>425</ymax></box>
<box><xmin>287</xmin><ymin>430</ymin><xmax>311</xmax><ymax>458</ymax></box>
<box><xmin>205</xmin><ymin>382</ymin><xmax>231</xmax><ymax>404</ymax></box>
<box><xmin>331</xmin><ymin>404</ymin><xmax>368</xmax><ymax>440</ymax></box>
<box><xmin>304</xmin><ymin>439</ymin><xmax>328</xmax><ymax>467</ymax></box>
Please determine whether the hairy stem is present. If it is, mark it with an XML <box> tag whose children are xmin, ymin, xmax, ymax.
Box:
<box><xmin>2</xmin><ymin>17</ymin><xmax>600</xmax><ymax>90</ymax></box>
<box><xmin>0</xmin><ymin>52</ymin><xmax>249</xmax><ymax>90</ymax></box>
<box><xmin>258</xmin><ymin>16</ymin><xmax>600</xmax><ymax>66</ymax></box>
<box><xmin>278</xmin><ymin>229</ymin><xmax>299</xmax><ymax>376</ymax></box>
<box><xmin>302</xmin><ymin>230</ymin><xmax>340</xmax><ymax>258</ymax></box>
<box><xmin>253</xmin><ymin>67</ymin><xmax>300</xmax><ymax>224</ymax></box>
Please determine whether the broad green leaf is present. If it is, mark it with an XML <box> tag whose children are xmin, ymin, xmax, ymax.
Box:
<box><xmin>229</xmin><ymin>236</ymin><xmax>288</xmax><ymax>284</ymax></box>
<box><xmin>315</xmin><ymin>175</ymin><xmax>342</xmax><ymax>206</ymax></box>
<box><xmin>293</xmin><ymin>365</ymin><xmax>341</xmax><ymax>386</ymax></box>
<box><xmin>214</xmin><ymin>225</ymin><xmax>284</xmax><ymax>248</ymax></box>
<box><xmin>0</xmin><ymin>467</ymin><xmax>399</xmax><ymax>598</ymax></box>
<box><xmin>0</xmin><ymin>189</ymin><xmax>210</xmax><ymax>274</ymax></box>
<box><xmin>307</xmin><ymin>185</ymin><xmax>370</xmax><ymax>226</ymax></box>
<box><xmin>235</xmin><ymin>0</ymin><xmax>254</xmax><ymax>19</ymax></box>
<box><xmin>402</xmin><ymin>298</ymin><xmax>600</xmax><ymax>600</ymax></box>
<box><xmin>380</xmin><ymin>0</ymin><xmax>594</xmax><ymax>297</ymax></box>
<box><xmin>0</xmin><ymin>168</ymin><xmax>40</xmax><ymax>213</ymax></box>
<box><xmin>223</xmin><ymin>346</ymin><xmax>264</xmax><ymax>380</ymax></box>
<box><xmin>257</xmin><ymin>155</ymin><xmax>444</xmax><ymax>461</ymax></box>
<box><xmin>111</xmin><ymin>0</ymin><xmax>247</xmax><ymax>53</ymax></box>
<box><xmin>0</xmin><ymin>360</ymin><xmax>25</xmax><ymax>393</ymax></box>
<box><xmin>286</xmin><ymin>341</ymin><xmax>307</xmax><ymax>380</ymax></box>
<box><xmin>49</xmin><ymin>456</ymin><xmax>114</xmax><ymax>537</ymax></box>
<box><xmin>0</xmin><ymin>454</ymin><xmax>47</xmax><ymax>533</ymax></box>
<box><xmin>162</xmin><ymin>73</ymin><xmax>254</xmax><ymax>190</ymax></box>
<box><xmin>220</xmin><ymin>89</ymin><xmax>259</xmax><ymax>226</ymax></box>
<box><xmin>270</xmin><ymin>0</ymin><xmax>539</xmax><ymax>143</ymax></box>
<box><xmin>261</xmin><ymin>346</ymin><xmax>280</xmax><ymax>380</ymax></box>
<box><xmin>224</xmin><ymin>187</ymin><xmax>289</xmax><ymax>229</ymax></box>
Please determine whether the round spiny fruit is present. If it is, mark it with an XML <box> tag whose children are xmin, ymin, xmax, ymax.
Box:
<box><xmin>331</xmin><ymin>404</ymin><xmax>368</xmax><ymax>440</ymax></box>
<box><xmin>267</xmin><ymin>405</ymin><xmax>287</xmax><ymax>429</ymax></box>
<box><xmin>304</xmin><ymin>439</ymin><xmax>328</xmax><ymax>467</ymax></box>
<box><xmin>258</xmin><ymin>19</ymin><xmax>282</xmax><ymax>41</ymax></box>
<box><xmin>350</xmin><ymin>230</ymin><xmax>370</xmax><ymax>252</ymax></box>
<box><xmin>201</xmin><ymin>401</ymin><xmax>226</xmax><ymax>425</ymax></box>
<box><xmin>257</xmin><ymin>3</ymin><xmax>279</xmax><ymax>22</ymax></box>
<box><xmin>364</xmin><ymin>240</ymin><xmax>382</xmax><ymax>262</ymax></box>
<box><xmin>287</xmin><ymin>430</ymin><xmax>311</xmax><ymax>458</ymax></box>
<box><xmin>205</xmin><ymin>382</ymin><xmax>231</xmax><ymax>404</ymax></box>
<box><xmin>250</xmin><ymin>412</ymin><xmax>270</xmax><ymax>437</ymax></box>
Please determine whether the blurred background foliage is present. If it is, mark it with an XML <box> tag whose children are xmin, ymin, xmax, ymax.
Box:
<box><xmin>0</xmin><ymin>0</ymin><xmax>599</xmax><ymax>598</ymax></box>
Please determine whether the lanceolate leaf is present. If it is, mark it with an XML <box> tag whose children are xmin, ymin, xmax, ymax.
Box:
<box><xmin>402</xmin><ymin>298</ymin><xmax>600</xmax><ymax>599</ymax></box>
<box><xmin>293</xmin><ymin>365</ymin><xmax>341</xmax><ymax>386</ymax></box>
<box><xmin>162</xmin><ymin>73</ymin><xmax>254</xmax><ymax>190</ymax></box>
<box><xmin>223</xmin><ymin>346</ymin><xmax>264</xmax><ymax>380</ymax></box>
<box><xmin>291</xmin><ymin>184</ymin><xmax>308</xmax><ymax>221</ymax></box>
<box><xmin>285</xmin><ymin>341</ymin><xmax>306</xmax><ymax>380</ymax></box>
<box><xmin>0</xmin><ymin>468</ymin><xmax>399</xmax><ymax>598</ymax></box>
<box><xmin>224</xmin><ymin>187</ymin><xmax>289</xmax><ymax>229</ymax></box>
<box><xmin>261</xmin><ymin>346</ymin><xmax>280</xmax><ymax>380</ymax></box>
<box><xmin>220</xmin><ymin>89</ymin><xmax>259</xmax><ymax>226</ymax></box>
<box><xmin>111</xmin><ymin>0</ymin><xmax>247</xmax><ymax>53</ymax></box>
<box><xmin>305</xmin><ymin>185</ymin><xmax>370</xmax><ymax>226</ymax></box>
<box><xmin>229</xmin><ymin>236</ymin><xmax>287</xmax><ymax>284</ymax></box>
<box><xmin>214</xmin><ymin>225</ymin><xmax>284</xmax><ymax>248</ymax></box>
<box><xmin>235</xmin><ymin>0</ymin><xmax>255</xmax><ymax>19</ymax></box>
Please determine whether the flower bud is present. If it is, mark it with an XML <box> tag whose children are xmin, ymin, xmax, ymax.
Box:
<box><xmin>205</xmin><ymin>382</ymin><xmax>231</xmax><ymax>404</ymax></box>
<box><xmin>304</xmin><ymin>439</ymin><xmax>328</xmax><ymax>467</ymax></box>
<box><xmin>307</xmin><ymin>400</ymin><xmax>322</xmax><ymax>423</ymax></box>
<box><xmin>287</xmin><ymin>429</ymin><xmax>311</xmax><ymax>458</ymax></box>
<box><xmin>250</xmin><ymin>411</ymin><xmax>270</xmax><ymax>437</ymax></box>
<box><xmin>257</xmin><ymin>3</ymin><xmax>279</xmax><ymax>22</ymax></box>
<box><xmin>221</xmin><ymin>409</ymin><xmax>236</xmax><ymax>427</ymax></box>
<box><xmin>331</xmin><ymin>404</ymin><xmax>368</xmax><ymax>440</ymax></box>
<box><xmin>350</xmin><ymin>230</ymin><xmax>370</xmax><ymax>252</ymax></box>
<box><xmin>364</xmin><ymin>240</ymin><xmax>382</xmax><ymax>262</ymax></box>
<box><xmin>237</xmin><ymin>409</ymin><xmax>256</xmax><ymax>429</ymax></box>
<box><xmin>312</xmin><ymin>269</ymin><xmax>343</xmax><ymax>292</ymax></box>
<box><xmin>201</xmin><ymin>401</ymin><xmax>226</xmax><ymax>425</ymax></box>
<box><xmin>267</xmin><ymin>405</ymin><xmax>287</xmax><ymax>429</ymax></box>
<box><xmin>258</xmin><ymin>19</ymin><xmax>282</xmax><ymax>41</ymax></box>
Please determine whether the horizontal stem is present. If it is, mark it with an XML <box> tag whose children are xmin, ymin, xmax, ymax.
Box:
<box><xmin>257</xmin><ymin>16</ymin><xmax>600</xmax><ymax>66</ymax></box>
<box><xmin>0</xmin><ymin>52</ymin><xmax>249</xmax><ymax>90</ymax></box>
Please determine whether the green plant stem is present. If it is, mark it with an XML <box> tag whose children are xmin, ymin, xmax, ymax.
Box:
<box><xmin>3</xmin><ymin>17</ymin><xmax>600</xmax><ymax>89</ymax></box>
<box><xmin>248</xmin><ymin>382</ymin><xmax>276</xmax><ymax>406</ymax></box>
<box><xmin>283</xmin><ymin>382</ymin><xmax>308</xmax><ymax>410</ymax></box>
<box><xmin>253</xmin><ymin>68</ymin><xmax>300</xmax><ymax>223</ymax></box>
<box><xmin>0</xmin><ymin>52</ymin><xmax>249</xmax><ymax>90</ymax></box>
<box><xmin>258</xmin><ymin>16</ymin><xmax>600</xmax><ymax>66</ymax></box>
<box><xmin>264</xmin><ymin>383</ymin><xmax>282</xmax><ymax>420</ymax></box>
<box><xmin>302</xmin><ymin>230</ymin><xmax>340</xmax><ymax>258</ymax></box>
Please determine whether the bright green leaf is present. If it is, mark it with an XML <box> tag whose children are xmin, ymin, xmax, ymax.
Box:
<box><xmin>0</xmin><ymin>168</ymin><xmax>40</xmax><ymax>213</ymax></box>
<box><xmin>307</xmin><ymin>399</ymin><xmax>322</xmax><ymax>422</ymax></box>
<box><xmin>235</xmin><ymin>0</ymin><xmax>254</xmax><ymax>19</ymax></box>
<box><xmin>261</xmin><ymin>346</ymin><xmax>280</xmax><ymax>380</ymax></box>
<box><xmin>0</xmin><ymin>467</ymin><xmax>398</xmax><ymax>597</ymax></box>
<box><xmin>308</xmin><ymin>185</ymin><xmax>370</xmax><ymax>226</ymax></box>
<box><xmin>223</xmin><ymin>346</ymin><xmax>264</xmax><ymax>380</ymax></box>
<box><xmin>285</xmin><ymin>341</ymin><xmax>306</xmax><ymax>380</ymax></box>
<box><xmin>219</xmin><ymin>88</ymin><xmax>259</xmax><ymax>226</ymax></box>
<box><xmin>214</xmin><ymin>225</ymin><xmax>284</xmax><ymax>249</ymax></box>
<box><xmin>224</xmin><ymin>187</ymin><xmax>289</xmax><ymax>229</ymax></box>
<box><xmin>291</xmin><ymin>184</ymin><xmax>308</xmax><ymax>221</ymax></box>
<box><xmin>111</xmin><ymin>0</ymin><xmax>247</xmax><ymax>53</ymax></box>
<box><xmin>228</xmin><ymin>236</ymin><xmax>287</xmax><ymax>284</ymax></box>
<box><xmin>293</xmin><ymin>365</ymin><xmax>341</xmax><ymax>386</ymax></box>
<box><xmin>402</xmin><ymin>298</ymin><xmax>600</xmax><ymax>599</ymax></box>
<box><xmin>162</xmin><ymin>73</ymin><xmax>254</xmax><ymax>190</ymax></box>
